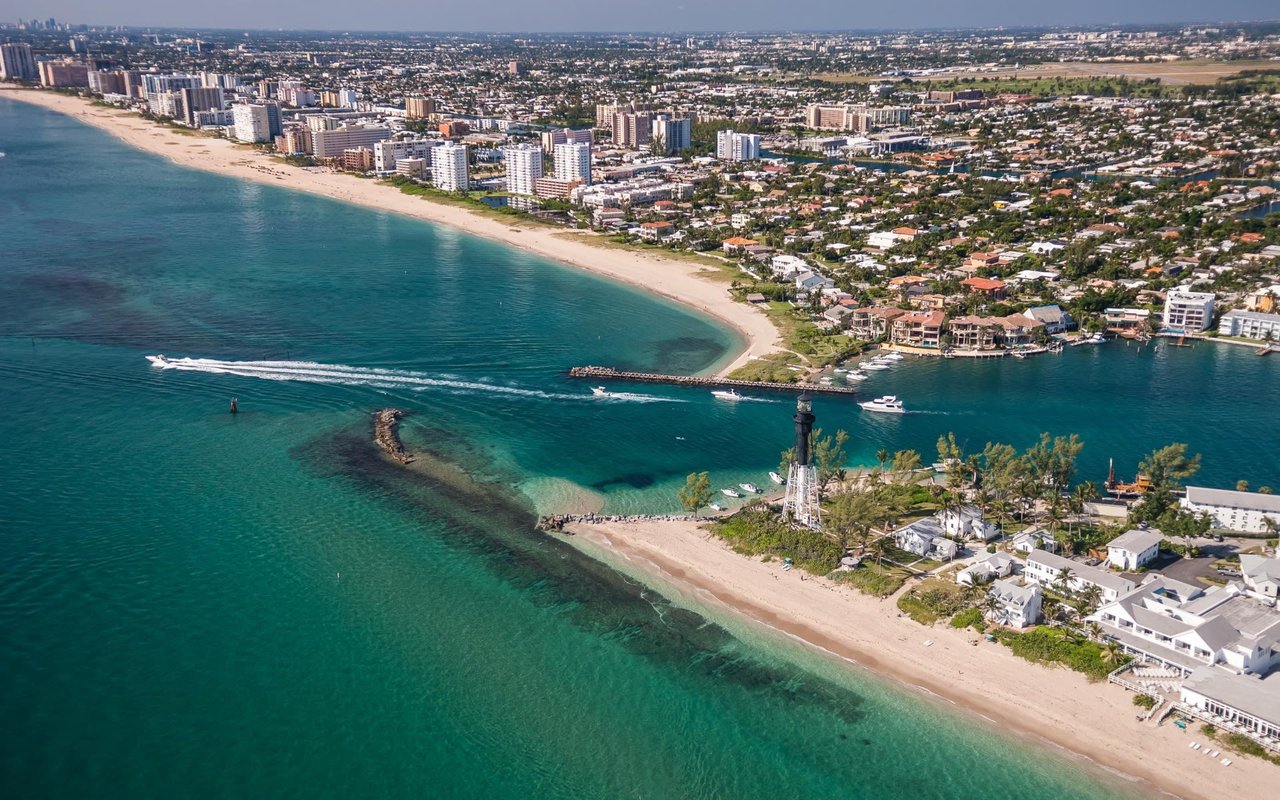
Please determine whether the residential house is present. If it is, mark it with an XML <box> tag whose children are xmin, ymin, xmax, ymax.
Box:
<box><xmin>638</xmin><ymin>220</ymin><xmax>674</xmax><ymax>241</ymax></box>
<box><xmin>890</xmin><ymin>310</ymin><xmax>945</xmax><ymax>348</ymax></box>
<box><xmin>1239</xmin><ymin>554</ymin><xmax>1280</xmax><ymax>602</ymax></box>
<box><xmin>1010</xmin><ymin>529</ymin><xmax>1058</xmax><ymax>554</ymax></box>
<box><xmin>1023</xmin><ymin>304</ymin><xmax>1075</xmax><ymax>334</ymax></box>
<box><xmin>849</xmin><ymin>307</ymin><xmax>905</xmax><ymax>340</ymax></box>
<box><xmin>894</xmin><ymin>518</ymin><xmax>959</xmax><ymax>561</ymax></box>
<box><xmin>956</xmin><ymin>551</ymin><xmax>1016</xmax><ymax>586</ymax></box>
<box><xmin>1106</xmin><ymin>528</ymin><xmax>1164</xmax><ymax>571</ymax></box>
<box><xmin>960</xmin><ymin>276</ymin><xmax>1007</xmax><ymax>299</ymax></box>
<box><xmin>940</xmin><ymin>505</ymin><xmax>998</xmax><ymax>542</ymax></box>
<box><xmin>988</xmin><ymin>578</ymin><xmax>1043</xmax><ymax>629</ymax></box>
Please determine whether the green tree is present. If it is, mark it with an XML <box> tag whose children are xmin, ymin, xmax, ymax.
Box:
<box><xmin>826</xmin><ymin>488</ymin><xmax>880</xmax><ymax>555</ymax></box>
<box><xmin>1236</xmin><ymin>480</ymin><xmax>1250</xmax><ymax>492</ymax></box>
<box><xmin>1134</xmin><ymin>443</ymin><xmax>1201</xmax><ymax>519</ymax></box>
<box><xmin>811</xmin><ymin>428</ymin><xmax>850</xmax><ymax>496</ymax></box>
<box><xmin>677</xmin><ymin>471</ymin><xmax>714</xmax><ymax>515</ymax></box>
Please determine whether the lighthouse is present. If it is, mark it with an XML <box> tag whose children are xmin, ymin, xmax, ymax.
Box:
<box><xmin>782</xmin><ymin>392</ymin><xmax>821</xmax><ymax>529</ymax></box>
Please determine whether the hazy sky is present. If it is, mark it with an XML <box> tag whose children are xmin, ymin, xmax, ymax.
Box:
<box><xmin>9</xmin><ymin>1</ymin><xmax>1279</xmax><ymax>33</ymax></box>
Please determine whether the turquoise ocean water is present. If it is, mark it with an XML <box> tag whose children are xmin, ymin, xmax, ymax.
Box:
<box><xmin>1</xmin><ymin>96</ymin><xmax>1272</xmax><ymax>799</ymax></box>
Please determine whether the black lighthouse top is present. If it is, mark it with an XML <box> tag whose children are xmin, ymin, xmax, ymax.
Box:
<box><xmin>792</xmin><ymin>392</ymin><xmax>815</xmax><ymax>466</ymax></box>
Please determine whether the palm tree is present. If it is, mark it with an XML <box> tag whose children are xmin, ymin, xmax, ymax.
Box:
<box><xmin>1055</xmin><ymin>566</ymin><xmax>1074</xmax><ymax>595</ymax></box>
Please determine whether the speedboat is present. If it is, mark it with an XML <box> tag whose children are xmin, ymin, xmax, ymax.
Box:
<box><xmin>879</xmin><ymin>352</ymin><xmax>904</xmax><ymax>361</ymax></box>
<box><xmin>845</xmin><ymin>371</ymin><xmax>868</xmax><ymax>381</ymax></box>
<box><xmin>146</xmin><ymin>354</ymin><xmax>174</xmax><ymax>368</ymax></box>
<box><xmin>861</xmin><ymin>362</ymin><xmax>890</xmax><ymax>371</ymax></box>
<box><xmin>721</xmin><ymin>488</ymin><xmax>742</xmax><ymax>498</ymax></box>
<box><xmin>709</xmin><ymin>502</ymin><xmax>723</xmax><ymax>512</ymax></box>
<box><xmin>739</xmin><ymin>482</ymin><xmax>762</xmax><ymax>494</ymax></box>
<box><xmin>711</xmin><ymin>389</ymin><xmax>742</xmax><ymax>400</ymax></box>
<box><xmin>769</xmin><ymin>471</ymin><xmax>785</xmax><ymax>485</ymax></box>
<box><xmin>591</xmin><ymin>386</ymin><xmax>611</xmax><ymax>397</ymax></box>
<box><xmin>859</xmin><ymin>395</ymin><xmax>906</xmax><ymax>414</ymax></box>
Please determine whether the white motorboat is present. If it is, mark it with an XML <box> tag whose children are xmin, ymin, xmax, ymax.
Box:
<box><xmin>878</xmin><ymin>352</ymin><xmax>904</xmax><ymax>361</ymax></box>
<box><xmin>711</xmin><ymin>389</ymin><xmax>742</xmax><ymax>400</ymax></box>
<box><xmin>859</xmin><ymin>395</ymin><xmax>906</xmax><ymax>414</ymax></box>
<box><xmin>739</xmin><ymin>483</ymin><xmax>761</xmax><ymax>494</ymax></box>
<box><xmin>861</xmin><ymin>362</ymin><xmax>890</xmax><ymax>371</ymax></box>
<box><xmin>709</xmin><ymin>502</ymin><xmax>723</xmax><ymax>512</ymax></box>
<box><xmin>591</xmin><ymin>386</ymin><xmax>611</xmax><ymax>397</ymax></box>
<box><xmin>721</xmin><ymin>488</ymin><xmax>742</xmax><ymax>498</ymax></box>
<box><xmin>769</xmin><ymin>471</ymin><xmax>785</xmax><ymax>485</ymax></box>
<box><xmin>146</xmin><ymin>354</ymin><xmax>174</xmax><ymax>368</ymax></box>
<box><xmin>845</xmin><ymin>371</ymin><xmax>868</xmax><ymax>381</ymax></box>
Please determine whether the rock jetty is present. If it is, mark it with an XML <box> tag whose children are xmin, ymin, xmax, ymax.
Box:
<box><xmin>373</xmin><ymin>408</ymin><xmax>414</xmax><ymax>464</ymax></box>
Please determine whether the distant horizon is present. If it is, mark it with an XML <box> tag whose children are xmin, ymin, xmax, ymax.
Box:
<box><xmin>8</xmin><ymin>0</ymin><xmax>1279</xmax><ymax>36</ymax></box>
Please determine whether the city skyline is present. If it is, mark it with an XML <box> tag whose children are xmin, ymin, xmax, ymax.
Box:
<box><xmin>7</xmin><ymin>1</ymin><xmax>1280</xmax><ymax>33</ymax></box>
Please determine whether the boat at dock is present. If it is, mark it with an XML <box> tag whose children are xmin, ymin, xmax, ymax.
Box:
<box><xmin>721</xmin><ymin>488</ymin><xmax>742</xmax><ymax>498</ymax></box>
<box><xmin>711</xmin><ymin>389</ymin><xmax>742</xmax><ymax>401</ymax></box>
<box><xmin>769</xmin><ymin>471</ymin><xmax>785</xmax><ymax>485</ymax></box>
<box><xmin>861</xmin><ymin>362</ymin><xmax>890</xmax><ymax>371</ymax></box>
<box><xmin>739</xmin><ymin>483</ymin><xmax>761</xmax><ymax>494</ymax></box>
<box><xmin>878</xmin><ymin>352</ymin><xmax>904</xmax><ymax>361</ymax></box>
<box><xmin>859</xmin><ymin>395</ymin><xmax>906</xmax><ymax>414</ymax></box>
<box><xmin>845</xmin><ymin>371</ymin><xmax>868</xmax><ymax>380</ymax></box>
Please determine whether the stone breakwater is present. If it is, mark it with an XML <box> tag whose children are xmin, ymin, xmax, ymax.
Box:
<box><xmin>538</xmin><ymin>513</ymin><xmax>699</xmax><ymax>532</ymax></box>
<box><xmin>373</xmin><ymin>408</ymin><xmax>414</xmax><ymax>464</ymax></box>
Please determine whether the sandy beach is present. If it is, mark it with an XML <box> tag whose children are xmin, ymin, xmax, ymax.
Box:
<box><xmin>566</xmin><ymin>519</ymin><xmax>1275</xmax><ymax>800</ymax></box>
<box><xmin>0</xmin><ymin>87</ymin><xmax>779</xmax><ymax>376</ymax></box>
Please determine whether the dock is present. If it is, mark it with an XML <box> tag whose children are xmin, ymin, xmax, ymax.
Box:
<box><xmin>567</xmin><ymin>366</ymin><xmax>858</xmax><ymax>396</ymax></box>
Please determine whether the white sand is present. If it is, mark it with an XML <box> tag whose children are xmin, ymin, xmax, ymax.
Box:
<box><xmin>566</xmin><ymin>519</ymin><xmax>1276</xmax><ymax>800</ymax></box>
<box><xmin>0</xmin><ymin>87</ymin><xmax>780</xmax><ymax>376</ymax></box>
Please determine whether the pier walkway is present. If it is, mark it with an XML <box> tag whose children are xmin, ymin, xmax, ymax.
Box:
<box><xmin>567</xmin><ymin>366</ymin><xmax>858</xmax><ymax>396</ymax></box>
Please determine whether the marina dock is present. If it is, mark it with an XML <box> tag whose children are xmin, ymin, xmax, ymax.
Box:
<box><xmin>567</xmin><ymin>366</ymin><xmax>858</xmax><ymax>396</ymax></box>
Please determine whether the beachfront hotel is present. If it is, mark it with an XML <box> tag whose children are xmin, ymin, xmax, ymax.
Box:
<box><xmin>1218</xmin><ymin>309</ymin><xmax>1280</xmax><ymax>342</ymax></box>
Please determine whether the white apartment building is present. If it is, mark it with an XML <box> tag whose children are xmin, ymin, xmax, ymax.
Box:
<box><xmin>1181</xmin><ymin>487</ymin><xmax>1280</xmax><ymax>534</ymax></box>
<box><xmin>432</xmin><ymin>142</ymin><xmax>469</xmax><ymax>192</ymax></box>
<box><xmin>373</xmin><ymin>137</ymin><xmax>441</xmax><ymax>174</ymax></box>
<box><xmin>1089</xmin><ymin>575</ymin><xmax>1280</xmax><ymax>676</ymax></box>
<box><xmin>1162</xmin><ymin>288</ymin><xmax>1216</xmax><ymax>333</ymax></box>
<box><xmin>1106</xmin><ymin>528</ymin><xmax>1164</xmax><ymax>571</ymax></box>
<box><xmin>540</xmin><ymin>127</ymin><xmax>593</xmax><ymax>153</ymax></box>
<box><xmin>716</xmin><ymin>130</ymin><xmax>761</xmax><ymax>162</ymax></box>
<box><xmin>311</xmin><ymin>125</ymin><xmax>391</xmax><ymax>159</ymax></box>
<box><xmin>1024</xmin><ymin>550</ymin><xmax>1135</xmax><ymax>602</ymax></box>
<box><xmin>554</xmin><ymin>142</ymin><xmax>592</xmax><ymax>185</ymax></box>
<box><xmin>503</xmin><ymin>143</ymin><xmax>543</xmax><ymax>196</ymax></box>
<box><xmin>232</xmin><ymin>103</ymin><xmax>272</xmax><ymax>143</ymax></box>
<box><xmin>1218</xmin><ymin>309</ymin><xmax>1280</xmax><ymax>342</ymax></box>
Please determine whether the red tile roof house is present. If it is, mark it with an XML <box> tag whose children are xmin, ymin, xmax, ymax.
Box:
<box><xmin>960</xmin><ymin>276</ymin><xmax>1008</xmax><ymax>299</ymax></box>
<box><xmin>721</xmin><ymin>236</ymin><xmax>759</xmax><ymax>254</ymax></box>
<box><xmin>849</xmin><ymin>306</ymin><xmax>906</xmax><ymax>340</ymax></box>
<box><xmin>638</xmin><ymin>220</ymin><xmax>675</xmax><ymax>241</ymax></box>
<box><xmin>890</xmin><ymin>311</ymin><xmax>945</xmax><ymax>349</ymax></box>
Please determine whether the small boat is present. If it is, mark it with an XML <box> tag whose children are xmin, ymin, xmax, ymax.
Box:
<box><xmin>879</xmin><ymin>352</ymin><xmax>904</xmax><ymax>361</ymax></box>
<box><xmin>591</xmin><ymin>386</ymin><xmax>611</xmax><ymax>397</ymax></box>
<box><xmin>845</xmin><ymin>371</ymin><xmax>868</xmax><ymax>381</ymax></box>
<box><xmin>859</xmin><ymin>395</ymin><xmax>906</xmax><ymax>414</ymax></box>
<box><xmin>1012</xmin><ymin>351</ymin><xmax>1027</xmax><ymax>359</ymax></box>
<box><xmin>721</xmin><ymin>488</ymin><xmax>742</xmax><ymax>498</ymax></box>
<box><xmin>769</xmin><ymin>471</ymin><xmax>785</xmax><ymax>485</ymax></box>
<box><xmin>861</xmin><ymin>362</ymin><xmax>890</xmax><ymax>371</ymax></box>
<box><xmin>709</xmin><ymin>502</ymin><xmax>723</xmax><ymax>512</ymax></box>
<box><xmin>146</xmin><ymin>354</ymin><xmax>174</xmax><ymax>368</ymax></box>
<box><xmin>739</xmin><ymin>482</ymin><xmax>761</xmax><ymax>494</ymax></box>
<box><xmin>711</xmin><ymin>389</ymin><xmax>742</xmax><ymax>400</ymax></box>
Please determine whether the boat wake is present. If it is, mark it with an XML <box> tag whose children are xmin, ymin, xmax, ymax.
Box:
<box><xmin>147</xmin><ymin>356</ymin><xmax>682</xmax><ymax>403</ymax></box>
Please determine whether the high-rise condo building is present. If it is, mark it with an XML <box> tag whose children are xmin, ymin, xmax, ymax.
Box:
<box><xmin>373</xmin><ymin>138</ymin><xmax>442</xmax><ymax>173</ymax></box>
<box><xmin>432</xmin><ymin>142</ymin><xmax>469</xmax><ymax>192</ymax></box>
<box><xmin>87</xmin><ymin>69</ymin><xmax>126</xmax><ymax>95</ymax></box>
<box><xmin>405</xmin><ymin>96</ymin><xmax>436</xmax><ymax>119</ymax></box>
<box><xmin>651</xmin><ymin>116</ymin><xmax>692</xmax><ymax>154</ymax></box>
<box><xmin>503</xmin><ymin>143</ymin><xmax>543</xmax><ymax>196</ymax></box>
<box><xmin>553</xmin><ymin>142</ymin><xmax>592</xmax><ymax>185</ymax></box>
<box><xmin>311</xmin><ymin>124</ymin><xmax>392</xmax><ymax>159</ymax></box>
<box><xmin>178</xmin><ymin>87</ymin><xmax>226</xmax><ymax>126</ymax></box>
<box><xmin>716</xmin><ymin>130</ymin><xmax>761</xmax><ymax>162</ymax></box>
<box><xmin>37</xmin><ymin>60</ymin><xmax>89</xmax><ymax>88</ymax></box>
<box><xmin>0</xmin><ymin>43</ymin><xmax>38</xmax><ymax>81</ymax></box>
<box><xmin>233</xmin><ymin>103</ymin><xmax>273</xmax><ymax>143</ymax></box>
<box><xmin>612</xmin><ymin>112</ymin><xmax>652</xmax><ymax>149</ymax></box>
<box><xmin>540</xmin><ymin>127</ymin><xmax>593</xmax><ymax>153</ymax></box>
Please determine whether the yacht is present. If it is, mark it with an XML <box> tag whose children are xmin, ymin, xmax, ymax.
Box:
<box><xmin>861</xmin><ymin>362</ymin><xmax>890</xmax><ymax>371</ymax></box>
<box><xmin>146</xmin><ymin>354</ymin><xmax>174</xmax><ymax>368</ymax></box>
<box><xmin>711</xmin><ymin>389</ymin><xmax>742</xmax><ymax>401</ymax></box>
<box><xmin>769</xmin><ymin>471</ymin><xmax>785</xmax><ymax>485</ymax></box>
<box><xmin>845</xmin><ymin>371</ymin><xmax>868</xmax><ymax>381</ymax></box>
<box><xmin>721</xmin><ymin>488</ymin><xmax>743</xmax><ymax>498</ymax></box>
<box><xmin>739</xmin><ymin>483</ymin><xmax>762</xmax><ymax>494</ymax></box>
<box><xmin>859</xmin><ymin>395</ymin><xmax>906</xmax><ymax>414</ymax></box>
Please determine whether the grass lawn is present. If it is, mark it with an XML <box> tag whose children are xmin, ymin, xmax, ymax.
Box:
<box><xmin>830</xmin><ymin>562</ymin><xmax>910</xmax><ymax>598</ymax></box>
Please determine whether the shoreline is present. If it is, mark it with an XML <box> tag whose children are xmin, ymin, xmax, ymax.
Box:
<box><xmin>0</xmin><ymin>86</ymin><xmax>779</xmax><ymax>377</ymax></box>
<box><xmin>564</xmin><ymin>519</ymin><xmax>1275</xmax><ymax>800</ymax></box>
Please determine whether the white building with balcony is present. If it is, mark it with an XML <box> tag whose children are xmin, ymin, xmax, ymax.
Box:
<box><xmin>503</xmin><ymin>143</ymin><xmax>543</xmax><ymax>196</ymax></box>
<box><xmin>431</xmin><ymin>142</ymin><xmax>469</xmax><ymax>192</ymax></box>
<box><xmin>1162</xmin><ymin>288</ymin><xmax>1216</xmax><ymax>333</ymax></box>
